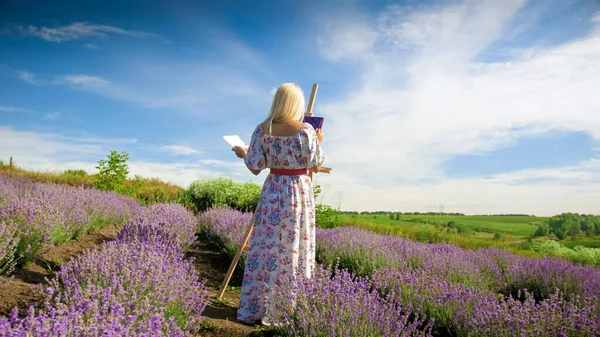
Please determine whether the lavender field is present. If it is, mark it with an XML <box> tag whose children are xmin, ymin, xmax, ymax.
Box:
<box><xmin>201</xmin><ymin>206</ymin><xmax>600</xmax><ymax>337</ymax></box>
<box><xmin>2</xmin><ymin>174</ymin><xmax>600</xmax><ymax>336</ymax></box>
<box><xmin>0</xmin><ymin>175</ymin><xmax>210</xmax><ymax>336</ymax></box>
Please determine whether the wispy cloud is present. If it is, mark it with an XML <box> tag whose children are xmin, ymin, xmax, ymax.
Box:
<box><xmin>84</xmin><ymin>43</ymin><xmax>100</xmax><ymax>50</ymax></box>
<box><xmin>310</xmin><ymin>0</ymin><xmax>600</xmax><ymax>214</ymax></box>
<box><xmin>157</xmin><ymin>145</ymin><xmax>202</xmax><ymax>156</ymax></box>
<box><xmin>15</xmin><ymin>22</ymin><xmax>165</xmax><ymax>43</ymax></box>
<box><xmin>44</xmin><ymin>112</ymin><xmax>59</xmax><ymax>120</ymax></box>
<box><xmin>17</xmin><ymin>71</ymin><xmax>38</xmax><ymax>85</ymax></box>
<box><xmin>0</xmin><ymin>105</ymin><xmax>32</xmax><ymax>113</ymax></box>
<box><xmin>56</xmin><ymin>74</ymin><xmax>111</xmax><ymax>87</ymax></box>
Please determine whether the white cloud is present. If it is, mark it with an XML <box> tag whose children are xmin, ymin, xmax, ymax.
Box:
<box><xmin>318</xmin><ymin>20</ymin><xmax>377</xmax><ymax>61</ymax></box>
<box><xmin>44</xmin><ymin>113</ymin><xmax>59</xmax><ymax>120</ymax></box>
<box><xmin>0</xmin><ymin>126</ymin><xmax>105</xmax><ymax>164</ymax></box>
<box><xmin>157</xmin><ymin>145</ymin><xmax>202</xmax><ymax>156</ymax></box>
<box><xmin>17</xmin><ymin>71</ymin><xmax>38</xmax><ymax>85</ymax></box>
<box><xmin>17</xmin><ymin>22</ymin><xmax>164</xmax><ymax>43</ymax></box>
<box><xmin>0</xmin><ymin>126</ymin><xmax>246</xmax><ymax>188</ymax></box>
<box><xmin>58</xmin><ymin>75</ymin><xmax>111</xmax><ymax>87</ymax></box>
<box><xmin>84</xmin><ymin>43</ymin><xmax>100</xmax><ymax>50</ymax></box>
<box><xmin>0</xmin><ymin>105</ymin><xmax>31</xmax><ymax>113</ymax></box>
<box><xmin>311</xmin><ymin>0</ymin><xmax>600</xmax><ymax>215</ymax></box>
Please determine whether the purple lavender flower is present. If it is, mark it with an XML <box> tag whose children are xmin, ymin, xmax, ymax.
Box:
<box><xmin>274</xmin><ymin>264</ymin><xmax>435</xmax><ymax>337</ymax></box>
<box><xmin>197</xmin><ymin>205</ymin><xmax>253</xmax><ymax>264</ymax></box>
<box><xmin>0</xmin><ymin>174</ymin><xmax>141</xmax><ymax>267</ymax></box>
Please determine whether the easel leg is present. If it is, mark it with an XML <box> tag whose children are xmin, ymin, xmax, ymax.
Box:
<box><xmin>217</xmin><ymin>216</ymin><xmax>254</xmax><ymax>300</ymax></box>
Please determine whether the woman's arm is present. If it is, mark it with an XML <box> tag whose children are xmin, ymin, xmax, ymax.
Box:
<box><xmin>232</xmin><ymin>146</ymin><xmax>261</xmax><ymax>175</ymax></box>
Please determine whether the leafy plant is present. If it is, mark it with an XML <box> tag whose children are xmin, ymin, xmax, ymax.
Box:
<box><xmin>93</xmin><ymin>150</ymin><xmax>130</xmax><ymax>192</ymax></box>
<box><xmin>316</xmin><ymin>204</ymin><xmax>343</xmax><ymax>229</ymax></box>
<box><xmin>187</xmin><ymin>178</ymin><xmax>261</xmax><ymax>213</ymax></box>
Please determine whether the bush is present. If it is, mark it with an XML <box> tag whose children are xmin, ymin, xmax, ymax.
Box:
<box><xmin>315</xmin><ymin>204</ymin><xmax>343</xmax><ymax>229</ymax></box>
<box><xmin>187</xmin><ymin>178</ymin><xmax>261</xmax><ymax>213</ymax></box>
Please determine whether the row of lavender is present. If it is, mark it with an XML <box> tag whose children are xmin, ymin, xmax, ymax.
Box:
<box><xmin>0</xmin><ymin>174</ymin><xmax>196</xmax><ymax>277</ymax></box>
<box><xmin>0</xmin><ymin>190</ymin><xmax>209</xmax><ymax>335</ymax></box>
<box><xmin>199</xmin><ymin>206</ymin><xmax>600</xmax><ymax>337</ymax></box>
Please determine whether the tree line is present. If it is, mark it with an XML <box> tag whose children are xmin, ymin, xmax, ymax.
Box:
<box><xmin>535</xmin><ymin>213</ymin><xmax>600</xmax><ymax>239</ymax></box>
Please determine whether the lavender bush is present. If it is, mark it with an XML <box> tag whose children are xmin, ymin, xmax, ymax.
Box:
<box><xmin>0</xmin><ymin>239</ymin><xmax>210</xmax><ymax>336</ymax></box>
<box><xmin>116</xmin><ymin>220</ymin><xmax>182</xmax><ymax>251</ymax></box>
<box><xmin>273</xmin><ymin>264</ymin><xmax>434</xmax><ymax>337</ymax></box>
<box><xmin>197</xmin><ymin>205</ymin><xmax>253</xmax><ymax>264</ymax></box>
<box><xmin>316</xmin><ymin>227</ymin><xmax>504</xmax><ymax>291</ymax></box>
<box><xmin>371</xmin><ymin>266</ymin><xmax>600</xmax><ymax>337</ymax></box>
<box><xmin>0</xmin><ymin>294</ymin><xmax>188</xmax><ymax>336</ymax></box>
<box><xmin>125</xmin><ymin>202</ymin><xmax>198</xmax><ymax>250</ymax></box>
<box><xmin>317</xmin><ymin>227</ymin><xmax>600</xmax><ymax>303</ymax></box>
<box><xmin>0</xmin><ymin>220</ymin><xmax>19</xmax><ymax>280</ymax></box>
<box><xmin>0</xmin><ymin>174</ymin><xmax>140</xmax><ymax>269</ymax></box>
<box><xmin>42</xmin><ymin>240</ymin><xmax>209</xmax><ymax>331</ymax></box>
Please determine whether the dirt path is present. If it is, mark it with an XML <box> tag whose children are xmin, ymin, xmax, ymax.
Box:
<box><xmin>0</xmin><ymin>227</ymin><xmax>273</xmax><ymax>336</ymax></box>
<box><xmin>185</xmin><ymin>238</ymin><xmax>262</xmax><ymax>337</ymax></box>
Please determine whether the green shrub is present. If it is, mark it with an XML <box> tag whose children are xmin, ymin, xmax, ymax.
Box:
<box><xmin>93</xmin><ymin>150</ymin><xmax>130</xmax><ymax>192</ymax></box>
<box><xmin>63</xmin><ymin>169</ymin><xmax>88</xmax><ymax>177</ymax></box>
<box><xmin>532</xmin><ymin>240</ymin><xmax>600</xmax><ymax>266</ymax></box>
<box><xmin>187</xmin><ymin>178</ymin><xmax>261</xmax><ymax>213</ymax></box>
<box><xmin>315</xmin><ymin>204</ymin><xmax>343</xmax><ymax>229</ymax></box>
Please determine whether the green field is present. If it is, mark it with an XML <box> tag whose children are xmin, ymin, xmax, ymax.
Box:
<box><xmin>356</xmin><ymin>214</ymin><xmax>549</xmax><ymax>237</ymax></box>
<box><xmin>560</xmin><ymin>236</ymin><xmax>600</xmax><ymax>249</ymax></box>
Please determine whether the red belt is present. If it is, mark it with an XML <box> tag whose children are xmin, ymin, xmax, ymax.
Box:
<box><xmin>270</xmin><ymin>168</ymin><xmax>308</xmax><ymax>176</ymax></box>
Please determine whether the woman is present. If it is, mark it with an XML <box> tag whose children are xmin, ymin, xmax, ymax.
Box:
<box><xmin>231</xmin><ymin>82</ymin><xmax>325</xmax><ymax>326</ymax></box>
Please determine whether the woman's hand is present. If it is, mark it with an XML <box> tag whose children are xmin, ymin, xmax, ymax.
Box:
<box><xmin>316</xmin><ymin>128</ymin><xmax>324</xmax><ymax>144</ymax></box>
<box><xmin>232</xmin><ymin>146</ymin><xmax>247</xmax><ymax>159</ymax></box>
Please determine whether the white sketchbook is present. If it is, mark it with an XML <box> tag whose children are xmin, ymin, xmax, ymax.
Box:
<box><xmin>223</xmin><ymin>135</ymin><xmax>247</xmax><ymax>148</ymax></box>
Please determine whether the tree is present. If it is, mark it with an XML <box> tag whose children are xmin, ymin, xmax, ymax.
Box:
<box><xmin>395</xmin><ymin>213</ymin><xmax>400</xmax><ymax>220</ymax></box>
<box><xmin>534</xmin><ymin>222</ymin><xmax>549</xmax><ymax>237</ymax></box>
<box><xmin>568</xmin><ymin>221</ymin><xmax>581</xmax><ymax>238</ymax></box>
<box><xmin>548</xmin><ymin>212</ymin><xmax>582</xmax><ymax>240</ymax></box>
<box><xmin>94</xmin><ymin>150</ymin><xmax>130</xmax><ymax>191</ymax></box>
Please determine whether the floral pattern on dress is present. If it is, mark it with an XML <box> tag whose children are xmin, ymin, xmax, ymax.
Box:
<box><xmin>237</xmin><ymin>123</ymin><xmax>325</xmax><ymax>325</ymax></box>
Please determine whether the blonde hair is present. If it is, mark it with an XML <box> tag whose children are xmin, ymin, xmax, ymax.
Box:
<box><xmin>260</xmin><ymin>83</ymin><xmax>305</xmax><ymax>135</ymax></box>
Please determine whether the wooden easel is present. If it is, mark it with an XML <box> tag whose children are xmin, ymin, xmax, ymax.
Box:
<box><xmin>216</xmin><ymin>83</ymin><xmax>331</xmax><ymax>300</ymax></box>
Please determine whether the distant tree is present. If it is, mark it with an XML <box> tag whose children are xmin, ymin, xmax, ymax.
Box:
<box><xmin>389</xmin><ymin>213</ymin><xmax>394</xmax><ymax>220</ymax></box>
<box><xmin>395</xmin><ymin>213</ymin><xmax>400</xmax><ymax>220</ymax></box>
<box><xmin>548</xmin><ymin>212</ymin><xmax>581</xmax><ymax>240</ymax></box>
<box><xmin>568</xmin><ymin>221</ymin><xmax>581</xmax><ymax>238</ymax></box>
<box><xmin>534</xmin><ymin>222</ymin><xmax>550</xmax><ymax>237</ymax></box>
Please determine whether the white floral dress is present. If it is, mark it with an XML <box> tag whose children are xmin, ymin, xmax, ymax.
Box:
<box><xmin>237</xmin><ymin>122</ymin><xmax>325</xmax><ymax>325</ymax></box>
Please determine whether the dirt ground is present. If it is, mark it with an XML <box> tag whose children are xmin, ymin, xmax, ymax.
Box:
<box><xmin>0</xmin><ymin>227</ymin><xmax>276</xmax><ymax>336</ymax></box>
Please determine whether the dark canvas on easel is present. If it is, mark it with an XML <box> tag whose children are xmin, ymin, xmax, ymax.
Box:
<box><xmin>303</xmin><ymin>116</ymin><xmax>324</xmax><ymax>130</ymax></box>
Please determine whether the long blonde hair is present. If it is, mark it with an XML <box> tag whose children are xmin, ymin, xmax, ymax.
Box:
<box><xmin>260</xmin><ymin>83</ymin><xmax>305</xmax><ymax>135</ymax></box>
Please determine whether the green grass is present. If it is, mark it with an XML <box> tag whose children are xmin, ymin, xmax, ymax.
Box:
<box><xmin>560</xmin><ymin>236</ymin><xmax>600</xmax><ymax>249</ymax></box>
<box><xmin>359</xmin><ymin>214</ymin><xmax>549</xmax><ymax>237</ymax></box>
<box><xmin>340</xmin><ymin>214</ymin><xmax>540</xmax><ymax>258</ymax></box>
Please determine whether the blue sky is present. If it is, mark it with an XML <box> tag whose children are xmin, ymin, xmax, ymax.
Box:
<box><xmin>1</xmin><ymin>0</ymin><xmax>600</xmax><ymax>215</ymax></box>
